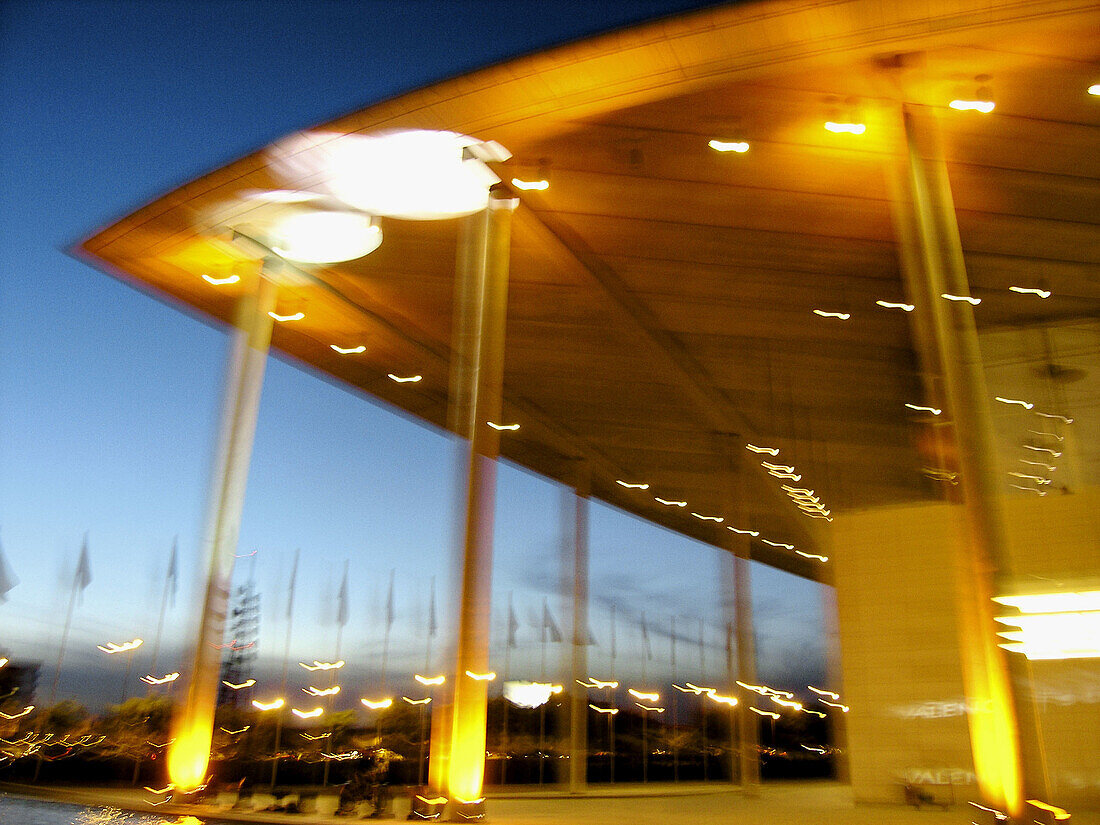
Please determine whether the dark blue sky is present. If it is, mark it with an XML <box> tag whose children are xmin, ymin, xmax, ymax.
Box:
<box><xmin>0</xmin><ymin>0</ymin><xmax>828</xmax><ymax>710</ymax></box>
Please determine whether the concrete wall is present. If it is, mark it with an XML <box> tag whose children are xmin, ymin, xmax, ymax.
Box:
<box><xmin>832</xmin><ymin>487</ymin><xmax>1100</xmax><ymax>809</ymax></box>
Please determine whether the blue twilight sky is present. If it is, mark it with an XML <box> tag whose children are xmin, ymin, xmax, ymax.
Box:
<box><xmin>0</xmin><ymin>0</ymin><xmax>828</xmax><ymax>711</ymax></box>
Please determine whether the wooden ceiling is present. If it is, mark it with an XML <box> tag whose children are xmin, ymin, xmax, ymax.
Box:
<box><xmin>80</xmin><ymin>0</ymin><xmax>1100</xmax><ymax>583</ymax></box>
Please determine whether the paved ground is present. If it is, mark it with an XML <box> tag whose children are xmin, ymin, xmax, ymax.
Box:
<box><xmin>4</xmin><ymin>780</ymin><xmax>1096</xmax><ymax>825</ymax></box>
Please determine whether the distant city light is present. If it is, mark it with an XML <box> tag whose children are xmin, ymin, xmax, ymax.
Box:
<box><xmin>251</xmin><ymin>698</ymin><xmax>285</xmax><ymax>711</ymax></box>
<box><xmin>221</xmin><ymin>679</ymin><xmax>255</xmax><ymax>690</ymax></box>
<box><xmin>360</xmin><ymin>697</ymin><xmax>393</xmax><ymax>709</ymax></box>
<box><xmin>708</xmin><ymin>139</ymin><xmax>750</xmax><ymax>153</ymax></box>
<box><xmin>415</xmin><ymin>674</ymin><xmax>446</xmax><ymax>686</ymax></box>
<box><xmin>292</xmin><ymin>707</ymin><xmax>324</xmax><ymax>719</ymax></box>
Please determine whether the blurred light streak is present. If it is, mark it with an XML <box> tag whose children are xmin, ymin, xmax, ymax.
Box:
<box><xmin>628</xmin><ymin>689</ymin><xmax>659</xmax><ymax>702</ymax></box>
<box><xmin>820</xmin><ymin>700</ymin><xmax>850</xmax><ymax>712</ymax></box>
<box><xmin>292</xmin><ymin>707</ymin><xmax>324</xmax><ymax>719</ymax></box>
<box><xmin>304</xmin><ymin>685</ymin><xmax>341</xmax><ymax>696</ymax></box>
<box><xmin>0</xmin><ymin>706</ymin><xmax>34</xmax><ymax>720</ymax></box>
<box><xmin>1090</xmin><ymin>84</ymin><xmax>1100</xmax><ymax>96</ymax></box>
<box><xmin>416</xmin><ymin>795</ymin><xmax>449</xmax><ymax>805</ymax></box>
<box><xmin>727</xmin><ymin>526</ymin><xmax>759</xmax><ymax>536</ymax></box>
<box><xmin>300</xmin><ymin>660</ymin><xmax>345</xmax><ymax>671</ymax></box>
<box><xmin>795</xmin><ymin>551</ymin><xmax>829</xmax><ymax>562</ymax></box>
<box><xmin>403</xmin><ymin>696</ymin><xmax>431</xmax><ymax>705</ymax></box>
<box><xmin>770</xmin><ymin>697</ymin><xmax>804</xmax><ymax>710</ymax></box>
<box><xmin>1024</xmin><ymin>445</ymin><xmax>1061</xmax><ymax>457</ymax></box>
<box><xmin>995</xmin><ymin>397</ymin><xmax>1034</xmax><ymax>410</ymax></box>
<box><xmin>330</xmin><ymin>344</ymin><xmax>366</xmax><ymax>354</ymax></box>
<box><xmin>760</xmin><ymin>539</ymin><xmax>794</xmax><ymax>549</ymax></box>
<box><xmin>1035</xmin><ymin>412</ymin><xmax>1073</xmax><ymax>423</ymax></box>
<box><xmin>301</xmin><ymin>732</ymin><xmax>331</xmax><ymax>740</ymax></box>
<box><xmin>360</xmin><ymin>697</ymin><xmax>394</xmax><ymax>709</ymax></box>
<box><xmin>221</xmin><ymin>679</ymin><xmax>256</xmax><ymax>690</ymax></box>
<box><xmin>812</xmin><ymin>309</ymin><xmax>851</xmax><ymax>319</ymax></box>
<box><xmin>219</xmin><ymin>726</ymin><xmax>250</xmax><ymax>735</ymax></box>
<box><xmin>464</xmin><ymin>670</ymin><xmax>496</xmax><ymax>681</ymax></box>
<box><xmin>876</xmin><ymin>300</ymin><xmax>914</xmax><ymax>311</ymax></box>
<box><xmin>0</xmin><ymin>658</ymin><xmax>7</xmax><ymax>668</ymax></box>
<box><xmin>968</xmin><ymin>801</ymin><xmax>1009</xmax><ymax>820</ymax></box>
<box><xmin>577</xmin><ymin>678</ymin><xmax>618</xmax><ymax>689</ymax></box>
<box><xmin>746</xmin><ymin>444</ymin><xmax>779</xmax><ymax>455</ymax></box>
<box><xmin>97</xmin><ymin>638</ymin><xmax>143</xmax><ymax>654</ymax></box>
<box><xmin>1027</xmin><ymin>799</ymin><xmax>1071</xmax><ymax>820</ymax></box>
<box><xmin>824</xmin><ymin>122</ymin><xmax>865</xmax><ymax>134</ymax></box>
<box><xmin>510</xmin><ymin>178</ymin><xmax>549</xmax><ymax>190</ymax></box>
<box><xmin>141</xmin><ymin>672</ymin><xmax>180</xmax><ymax>685</ymax></box>
<box><xmin>267</xmin><ymin>311</ymin><xmax>305</xmax><ymax>322</ymax></box>
<box><xmin>1027</xmin><ymin>430</ymin><xmax>1063</xmax><ymax>442</ymax></box>
<box><xmin>588</xmin><ymin>705</ymin><xmax>618</xmax><ymax>715</ymax></box>
<box><xmin>690</xmin><ymin>512</ymin><xmax>724</xmax><ymax>522</ymax></box>
<box><xmin>487</xmin><ymin>422</ymin><xmax>520</xmax><ymax>431</ymax></box>
<box><xmin>807</xmin><ymin>686</ymin><xmax>839</xmax><ymax>699</ymax></box>
<box><xmin>708</xmin><ymin>139</ymin><xmax>750</xmax><ymax>153</ymax></box>
<box><xmin>251</xmin><ymin>698</ymin><xmax>285</xmax><ymax>711</ymax></box>
<box><xmin>941</xmin><ymin>293</ymin><xmax>981</xmax><ymax>305</ymax></box>
<box><xmin>905</xmin><ymin>403</ymin><xmax>942</xmax><ymax>415</ymax></box>
<box><xmin>1008</xmin><ymin>286</ymin><xmax>1051</xmax><ymax>298</ymax></box>
<box><xmin>994</xmin><ymin>591</ymin><xmax>1100</xmax><ymax>613</ymax></box>
<box><xmin>750</xmin><ymin>707</ymin><xmax>780</xmax><ymax>719</ymax></box>
<box><xmin>949</xmin><ymin>99</ymin><xmax>995</xmax><ymax>113</ymax></box>
<box><xmin>654</xmin><ymin>497</ymin><xmax>687</xmax><ymax>507</ymax></box>
<box><xmin>388</xmin><ymin>374</ymin><xmax>423</xmax><ymax>383</ymax></box>
<box><xmin>761</xmin><ymin>462</ymin><xmax>795</xmax><ymax>473</ymax></box>
<box><xmin>634</xmin><ymin>703</ymin><xmax>665</xmax><ymax>713</ymax></box>
<box><xmin>1009</xmin><ymin>484</ymin><xmax>1047</xmax><ymax>496</ymax></box>
<box><xmin>708</xmin><ymin>693</ymin><xmax>739</xmax><ymax>706</ymax></box>
<box><xmin>615</xmin><ymin>480</ymin><xmax>649</xmax><ymax>489</ymax></box>
<box><xmin>1019</xmin><ymin>459</ymin><xmax>1056</xmax><ymax>471</ymax></box>
<box><xmin>202</xmin><ymin>274</ymin><xmax>240</xmax><ymax>286</ymax></box>
<box><xmin>415</xmin><ymin>674</ymin><xmax>446</xmax><ymax>686</ymax></box>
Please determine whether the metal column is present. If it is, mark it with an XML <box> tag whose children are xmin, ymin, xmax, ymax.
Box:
<box><xmin>897</xmin><ymin>103</ymin><xmax>1026</xmax><ymax>818</ymax></box>
<box><xmin>167</xmin><ymin>273</ymin><xmax>276</xmax><ymax>790</ymax></box>
<box><xmin>433</xmin><ymin>195</ymin><xmax>516</xmax><ymax>809</ymax></box>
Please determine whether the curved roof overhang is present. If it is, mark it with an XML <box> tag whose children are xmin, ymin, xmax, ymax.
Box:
<box><xmin>80</xmin><ymin>0</ymin><xmax>1100</xmax><ymax>584</ymax></box>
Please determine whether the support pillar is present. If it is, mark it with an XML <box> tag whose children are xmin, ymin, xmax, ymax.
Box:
<box><xmin>897</xmin><ymin>103</ymin><xmax>1026</xmax><ymax>818</ymax></box>
<box><xmin>563</xmin><ymin>465</ymin><xmax>590</xmax><ymax>793</ymax></box>
<box><xmin>432</xmin><ymin>194</ymin><xmax>516</xmax><ymax>811</ymax></box>
<box><xmin>167</xmin><ymin>273</ymin><xmax>276</xmax><ymax>790</ymax></box>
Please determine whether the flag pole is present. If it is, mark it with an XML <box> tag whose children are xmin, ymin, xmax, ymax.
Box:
<box><xmin>377</xmin><ymin>568</ymin><xmax>394</xmax><ymax>747</ymax></box>
<box><xmin>322</xmin><ymin>559</ymin><xmax>348</xmax><ymax>787</ymax></box>
<box><xmin>417</xmin><ymin>576</ymin><xmax>436</xmax><ymax>788</ymax></box>
<box><xmin>609</xmin><ymin>603</ymin><xmax>616</xmax><ymax>784</ymax></box>
<box><xmin>699</xmin><ymin>617</ymin><xmax>708</xmax><ymax>781</ymax></box>
<box><xmin>501</xmin><ymin>591</ymin><xmax>513</xmax><ymax>787</ymax></box>
<box><xmin>148</xmin><ymin>537</ymin><xmax>177</xmax><ymax>692</ymax></box>
<box><xmin>49</xmin><ymin>534</ymin><xmax>90</xmax><ymax>706</ymax></box>
<box><xmin>270</xmin><ymin>548</ymin><xmax>298</xmax><ymax>789</ymax></box>
<box><xmin>671</xmin><ymin>614</ymin><xmax>678</xmax><ymax>783</ymax></box>
<box><xmin>539</xmin><ymin>596</ymin><xmax>548</xmax><ymax>785</ymax></box>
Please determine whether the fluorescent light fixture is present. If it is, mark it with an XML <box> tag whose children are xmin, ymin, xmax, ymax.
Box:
<box><xmin>511</xmin><ymin>178</ymin><xmax>549</xmax><ymax>191</ymax></box>
<box><xmin>271</xmin><ymin>211</ymin><xmax>382</xmax><ymax>264</ymax></box>
<box><xmin>487</xmin><ymin>421</ymin><xmax>520</xmax><ymax>431</ymax></box>
<box><xmin>949</xmin><ymin>99</ymin><xmax>995</xmax><ymax>113</ymax></box>
<box><xmin>324</xmin><ymin>130</ymin><xmax>502</xmax><ymax>220</ymax></box>
<box><xmin>330</xmin><ymin>344</ymin><xmax>366</xmax><ymax>354</ymax></box>
<box><xmin>388</xmin><ymin>374</ymin><xmax>422</xmax><ymax>383</ymax></box>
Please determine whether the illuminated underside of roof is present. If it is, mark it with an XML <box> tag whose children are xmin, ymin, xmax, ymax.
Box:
<box><xmin>81</xmin><ymin>0</ymin><xmax>1100</xmax><ymax>583</ymax></box>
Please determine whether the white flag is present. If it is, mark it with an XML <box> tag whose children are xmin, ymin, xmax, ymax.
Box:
<box><xmin>0</xmin><ymin>533</ymin><xmax>17</xmax><ymax>603</ymax></box>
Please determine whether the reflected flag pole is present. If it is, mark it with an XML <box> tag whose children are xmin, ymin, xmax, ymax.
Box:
<box><xmin>49</xmin><ymin>534</ymin><xmax>92</xmax><ymax>705</ymax></box>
